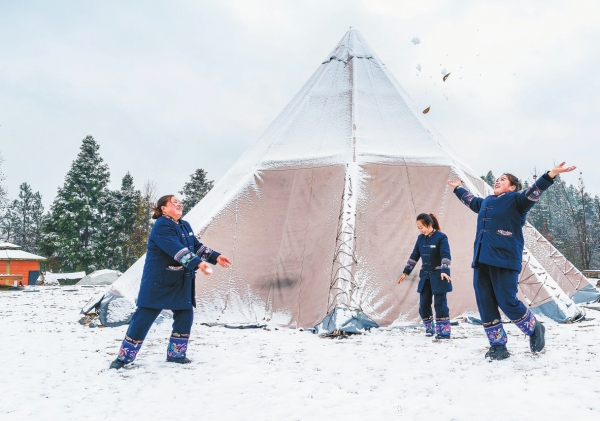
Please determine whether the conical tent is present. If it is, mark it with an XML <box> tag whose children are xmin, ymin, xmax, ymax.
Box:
<box><xmin>108</xmin><ymin>30</ymin><xmax>594</xmax><ymax>327</ymax></box>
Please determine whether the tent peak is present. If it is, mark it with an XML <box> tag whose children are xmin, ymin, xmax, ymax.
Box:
<box><xmin>323</xmin><ymin>29</ymin><xmax>380</xmax><ymax>64</ymax></box>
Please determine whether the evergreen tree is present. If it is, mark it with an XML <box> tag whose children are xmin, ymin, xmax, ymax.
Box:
<box><xmin>116</xmin><ymin>173</ymin><xmax>144</xmax><ymax>270</ymax></box>
<box><xmin>480</xmin><ymin>170</ymin><xmax>495</xmax><ymax>187</ymax></box>
<box><xmin>5</xmin><ymin>183</ymin><xmax>44</xmax><ymax>253</ymax></box>
<box><xmin>41</xmin><ymin>135</ymin><xmax>110</xmax><ymax>272</ymax></box>
<box><xmin>179</xmin><ymin>168</ymin><xmax>214</xmax><ymax>214</ymax></box>
<box><xmin>0</xmin><ymin>152</ymin><xmax>7</xmax><ymax>213</ymax></box>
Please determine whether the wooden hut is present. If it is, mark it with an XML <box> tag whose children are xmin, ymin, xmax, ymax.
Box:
<box><xmin>0</xmin><ymin>242</ymin><xmax>46</xmax><ymax>286</ymax></box>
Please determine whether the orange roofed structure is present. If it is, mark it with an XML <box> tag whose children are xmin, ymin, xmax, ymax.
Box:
<box><xmin>0</xmin><ymin>242</ymin><xmax>46</xmax><ymax>286</ymax></box>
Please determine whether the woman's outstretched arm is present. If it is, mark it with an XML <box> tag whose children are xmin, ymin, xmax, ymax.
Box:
<box><xmin>448</xmin><ymin>179</ymin><xmax>483</xmax><ymax>213</ymax></box>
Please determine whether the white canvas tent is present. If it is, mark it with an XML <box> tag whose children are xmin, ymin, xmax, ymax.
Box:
<box><xmin>106</xmin><ymin>30</ymin><xmax>596</xmax><ymax>328</ymax></box>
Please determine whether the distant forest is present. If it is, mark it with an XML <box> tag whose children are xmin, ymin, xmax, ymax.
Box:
<box><xmin>0</xmin><ymin>136</ymin><xmax>213</xmax><ymax>273</ymax></box>
<box><xmin>1</xmin><ymin>139</ymin><xmax>598</xmax><ymax>274</ymax></box>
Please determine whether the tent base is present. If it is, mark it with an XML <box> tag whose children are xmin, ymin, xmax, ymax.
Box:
<box><xmin>571</xmin><ymin>284</ymin><xmax>600</xmax><ymax>304</ymax></box>
<box><xmin>314</xmin><ymin>307</ymin><xmax>379</xmax><ymax>335</ymax></box>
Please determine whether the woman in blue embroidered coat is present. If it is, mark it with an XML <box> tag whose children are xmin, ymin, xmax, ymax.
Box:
<box><xmin>110</xmin><ymin>195</ymin><xmax>231</xmax><ymax>370</ymax></box>
<box><xmin>397</xmin><ymin>213</ymin><xmax>452</xmax><ymax>339</ymax></box>
<box><xmin>448</xmin><ymin>162</ymin><xmax>576</xmax><ymax>360</ymax></box>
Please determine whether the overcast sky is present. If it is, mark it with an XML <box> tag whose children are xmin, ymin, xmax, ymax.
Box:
<box><xmin>1</xmin><ymin>1</ymin><xmax>599</xmax><ymax>208</ymax></box>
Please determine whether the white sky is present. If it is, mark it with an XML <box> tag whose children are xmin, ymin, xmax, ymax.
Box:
<box><xmin>1</xmin><ymin>0</ymin><xmax>599</xmax><ymax>207</ymax></box>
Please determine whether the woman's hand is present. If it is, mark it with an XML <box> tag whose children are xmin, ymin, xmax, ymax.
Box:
<box><xmin>216</xmin><ymin>255</ymin><xmax>232</xmax><ymax>268</ymax></box>
<box><xmin>447</xmin><ymin>179</ymin><xmax>462</xmax><ymax>188</ymax></box>
<box><xmin>198</xmin><ymin>261</ymin><xmax>213</xmax><ymax>276</ymax></box>
<box><xmin>441</xmin><ymin>273</ymin><xmax>451</xmax><ymax>282</ymax></box>
<box><xmin>397</xmin><ymin>273</ymin><xmax>407</xmax><ymax>284</ymax></box>
<box><xmin>548</xmin><ymin>162</ymin><xmax>576</xmax><ymax>178</ymax></box>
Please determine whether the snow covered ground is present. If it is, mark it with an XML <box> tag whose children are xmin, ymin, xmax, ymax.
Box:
<box><xmin>1</xmin><ymin>287</ymin><xmax>599</xmax><ymax>421</ymax></box>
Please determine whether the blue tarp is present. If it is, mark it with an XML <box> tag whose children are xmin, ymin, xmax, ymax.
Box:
<box><xmin>571</xmin><ymin>284</ymin><xmax>600</xmax><ymax>304</ymax></box>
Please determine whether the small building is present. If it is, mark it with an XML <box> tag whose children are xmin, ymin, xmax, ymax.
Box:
<box><xmin>0</xmin><ymin>242</ymin><xmax>46</xmax><ymax>286</ymax></box>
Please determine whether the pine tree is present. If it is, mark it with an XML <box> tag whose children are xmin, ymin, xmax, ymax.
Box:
<box><xmin>117</xmin><ymin>173</ymin><xmax>144</xmax><ymax>270</ymax></box>
<box><xmin>480</xmin><ymin>170</ymin><xmax>495</xmax><ymax>187</ymax></box>
<box><xmin>179</xmin><ymin>168</ymin><xmax>214</xmax><ymax>214</ymax></box>
<box><xmin>0</xmin><ymin>152</ymin><xmax>9</xmax><ymax>240</ymax></box>
<box><xmin>5</xmin><ymin>183</ymin><xmax>44</xmax><ymax>253</ymax></box>
<box><xmin>40</xmin><ymin>135</ymin><xmax>110</xmax><ymax>272</ymax></box>
<box><xmin>128</xmin><ymin>179</ymin><xmax>157</xmax><ymax>262</ymax></box>
<box><xmin>0</xmin><ymin>152</ymin><xmax>7</xmax><ymax>213</ymax></box>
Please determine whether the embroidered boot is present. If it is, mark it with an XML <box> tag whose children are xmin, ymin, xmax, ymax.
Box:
<box><xmin>167</xmin><ymin>333</ymin><xmax>191</xmax><ymax>364</ymax></box>
<box><xmin>423</xmin><ymin>317</ymin><xmax>435</xmax><ymax>336</ymax></box>
<box><xmin>110</xmin><ymin>336</ymin><xmax>143</xmax><ymax>369</ymax></box>
<box><xmin>435</xmin><ymin>318</ymin><xmax>451</xmax><ymax>339</ymax></box>
<box><xmin>483</xmin><ymin>322</ymin><xmax>510</xmax><ymax>361</ymax></box>
<box><xmin>514</xmin><ymin>310</ymin><xmax>545</xmax><ymax>353</ymax></box>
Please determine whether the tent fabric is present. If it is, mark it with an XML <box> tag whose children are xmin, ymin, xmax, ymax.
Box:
<box><xmin>77</xmin><ymin>269</ymin><xmax>122</xmax><ymax>286</ymax></box>
<box><xmin>107</xmin><ymin>29</ymin><xmax>586</xmax><ymax>327</ymax></box>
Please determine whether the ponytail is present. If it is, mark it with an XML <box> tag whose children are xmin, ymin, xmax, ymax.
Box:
<box><xmin>416</xmin><ymin>213</ymin><xmax>441</xmax><ymax>231</ymax></box>
<box><xmin>152</xmin><ymin>195</ymin><xmax>175</xmax><ymax>220</ymax></box>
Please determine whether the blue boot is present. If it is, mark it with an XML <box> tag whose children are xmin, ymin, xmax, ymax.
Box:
<box><xmin>110</xmin><ymin>336</ymin><xmax>143</xmax><ymax>369</ymax></box>
<box><xmin>483</xmin><ymin>322</ymin><xmax>509</xmax><ymax>360</ymax></box>
<box><xmin>435</xmin><ymin>318</ymin><xmax>451</xmax><ymax>339</ymax></box>
<box><xmin>514</xmin><ymin>310</ymin><xmax>545</xmax><ymax>353</ymax></box>
<box><xmin>167</xmin><ymin>333</ymin><xmax>191</xmax><ymax>364</ymax></box>
<box><xmin>423</xmin><ymin>317</ymin><xmax>435</xmax><ymax>336</ymax></box>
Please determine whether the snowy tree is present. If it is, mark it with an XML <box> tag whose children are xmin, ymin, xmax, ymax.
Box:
<box><xmin>179</xmin><ymin>168</ymin><xmax>214</xmax><ymax>214</ymax></box>
<box><xmin>103</xmin><ymin>173</ymin><xmax>145</xmax><ymax>271</ymax></box>
<box><xmin>130</xmin><ymin>180</ymin><xmax>157</xmax><ymax>257</ymax></box>
<box><xmin>3</xmin><ymin>183</ymin><xmax>44</xmax><ymax>253</ymax></box>
<box><xmin>480</xmin><ymin>170</ymin><xmax>495</xmax><ymax>187</ymax></box>
<box><xmin>0</xmin><ymin>152</ymin><xmax>7</xmax><ymax>213</ymax></box>
<box><xmin>41</xmin><ymin>135</ymin><xmax>110</xmax><ymax>272</ymax></box>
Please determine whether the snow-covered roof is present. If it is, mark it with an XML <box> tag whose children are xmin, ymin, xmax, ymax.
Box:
<box><xmin>0</xmin><ymin>249</ymin><xmax>46</xmax><ymax>260</ymax></box>
<box><xmin>0</xmin><ymin>242</ymin><xmax>22</xmax><ymax>249</ymax></box>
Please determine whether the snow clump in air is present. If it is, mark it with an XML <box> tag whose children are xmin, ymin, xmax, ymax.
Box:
<box><xmin>411</xmin><ymin>37</ymin><xmax>421</xmax><ymax>45</ymax></box>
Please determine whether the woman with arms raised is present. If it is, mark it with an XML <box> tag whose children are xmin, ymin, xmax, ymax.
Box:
<box><xmin>110</xmin><ymin>195</ymin><xmax>231</xmax><ymax>369</ymax></box>
<box><xmin>448</xmin><ymin>162</ymin><xmax>575</xmax><ymax>360</ymax></box>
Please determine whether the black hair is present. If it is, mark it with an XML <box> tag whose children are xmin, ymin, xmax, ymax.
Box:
<box><xmin>152</xmin><ymin>195</ymin><xmax>175</xmax><ymax>219</ymax></box>
<box><xmin>416</xmin><ymin>213</ymin><xmax>441</xmax><ymax>231</ymax></box>
<box><xmin>502</xmin><ymin>173</ymin><xmax>522</xmax><ymax>191</ymax></box>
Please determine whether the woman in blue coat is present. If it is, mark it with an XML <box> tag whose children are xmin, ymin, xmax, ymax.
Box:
<box><xmin>110</xmin><ymin>195</ymin><xmax>231</xmax><ymax>369</ymax></box>
<box><xmin>448</xmin><ymin>162</ymin><xmax>575</xmax><ymax>360</ymax></box>
<box><xmin>397</xmin><ymin>213</ymin><xmax>452</xmax><ymax>339</ymax></box>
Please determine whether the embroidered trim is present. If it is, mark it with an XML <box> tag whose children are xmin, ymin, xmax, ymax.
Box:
<box><xmin>460</xmin><ymin>191</ymin><xmax>474</xmax><ymax>207</ymax></box>
<box><xmin>483</xmin><ymin>322</ymin><xmax>508</xmax><ymax>346</ymax></box>
<box><xmin>497</xmin><ymin>230</ymin><xmax>513</xmax><ymax>236</ymax></box>
<box><xmin>435</xmin><ymin>319</ymin><xmax>451</xmax><ymax>337</ymax></box>
<box><xmin>117</xmin><ymin>336</ymin><xmax>144</xmax><ymax>363</ymax></box>
<box><xmin>513</xmin><ymin>310</ymin><xmax>536</xmax><ymax>336</ymax></box>
<box><xmin>162</xmin><ymin>215</ymin><xmax>180</xmax><ymax>224</ymax></box>
<box><xmin>441</xmin><ymin>258</ymin><xmax>451</xmax><ymax>269</ymax></box>
<box><xmin>174</xmin><ymin>248</ymin><xmax>190</xmax><ymax>262</ymax></box>
<box><xmin>404</xmin><ymin>258</ymin><xmax>417</xmax><ymax>272</ymax></box>
<box><xmin>196</xmin><ymin>245</ymin><xmax>214</xmax><ymax>261</ymax></box>
<box><xmin>167</xmin><ymin>334</ymin><xmax>189</xmax><ymax>359</ymax></box>
<box><xmin>179</xmin><ymin>252</ymin><xmax>195</xmax><ymax>268</ymax></box>
<box><xmin>525</xmin><ymin>182</ymin><xmax>543</xmax><ymax>202</ymax></box>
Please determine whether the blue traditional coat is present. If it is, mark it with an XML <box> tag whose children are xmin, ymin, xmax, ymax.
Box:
<box><xmin>403</xmin><ymin>230</ymin><xmax>452</xmax><ymax>294</ymax></box>
<box><xmin>454</xmin><ymin>172</ymin><xmax>554</xmax><ymax>271</ymax></box>
<box><xmin>136</xmin><ymin>216</ymin><xmax>220</xmax><ymax>310</ymax></box>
